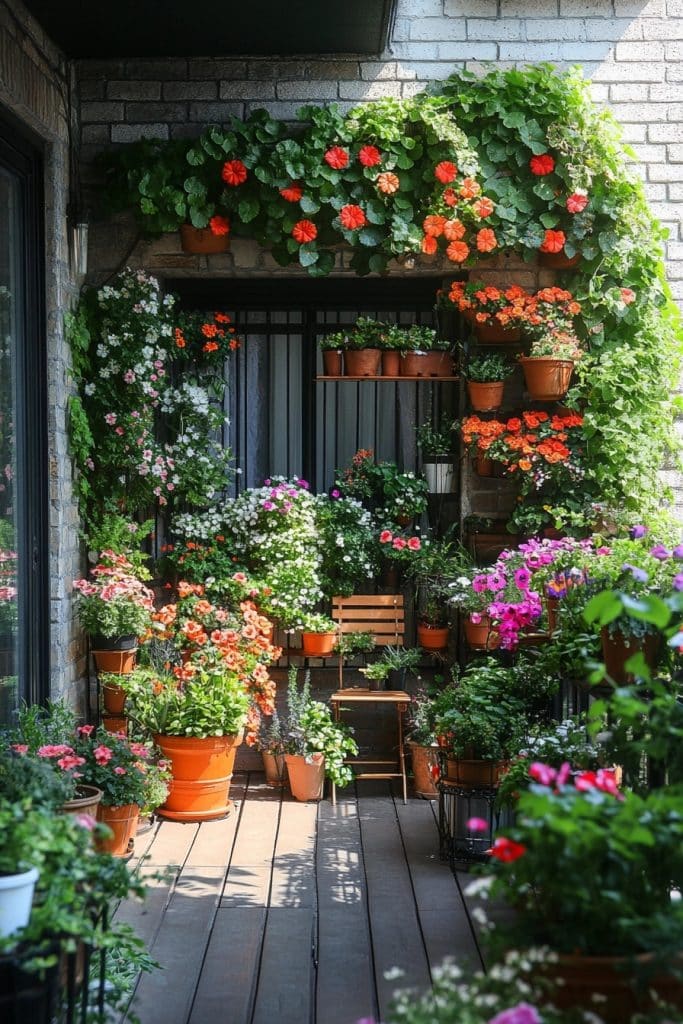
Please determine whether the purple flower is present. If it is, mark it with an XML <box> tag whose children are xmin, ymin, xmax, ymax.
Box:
<box><xmin>673</xmin><ymin>545</ymin><xmax>683</xmax><ymax>560</ymax></box>
<box><xmin>330</xmin><ymin>488</ymin><xmax>341</xmax><ymax>499</ymax></box>
<box><xmin>472</xmin><ymin>575</ymin><xmax>488</xmax><ymax>594</ymax></box>
<box><xmin>630</xmin><ymin>524</ymin><xmax>647</xmax><ymax>539</ymax></box>
<box><xmin>650</xmin><ymin>544</ymin><xmax>671</xmax><ymax>561</ymax></box>
<box><xmin>488</xmin><ymin>572</ymin><xmax>506</xmax><ymax>591</ymax></box>
<box><xmin>466</xmin><ymin>817</ymin><xmax>489</xmax><ymax>832</ymax></box>
<box><xmin>488</xmin><ymin>1004</ymin><xmax>541</xmax><ymax>1024</ymax></box>
<box><xmin>674</xmin><ymin>573</ymin><xmax>683</xmax><ymax>592</ymax></box>
<box><xmin>262</xmin><ymin>500</ymin><xmax>275</xmax><ymax>511</ymax></box>
<box><xmin>263</xmin><ymin>478</ymin><xmax>271</xmax><ymax>486</ymax></box>
<box><xmin>514</xmin><ymin>567</ymin><xmax>531</xmax><ymax>591</ymax></box>
<box><xmin>297</xmin><ymin>478</ymin><xmax>310</xmax><ymax>490</ymax></box>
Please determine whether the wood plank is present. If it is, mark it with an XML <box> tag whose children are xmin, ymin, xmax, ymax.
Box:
<box><xmin>220</xmin><ymin>784</ymin><xmax>281</xmax><ymax>907</ymax></box>
<box><xmin>316</xmin><ymin>797</ymin><xmax>377</xmax><ymax>1024</ymax></box>
<box><xmin>358</xmin><ymin>791</ymin><xmax>432</xmax><ymax>1020</ymax></box>
<box><xmin>333</xmin><ymin>595</ymin><xmax>404</xmax><ymax>606</ymax></box>
<box><xmin>269</xmin><ymin>795</ymin><xmax>318</xmax><ymax>908</ymax></box>
<box><xmin>250</xmin><ymin>908</ymin><xmax>315</xmax><ymax>1024</ymax></box>
<box><xmin>143</xmin><ymin>819</ymin><xmax>200</xmax><ymax>868</ymax></box>
<box><xmin>184</xmin><ymin>776</ymin><xmax>246</xmax><ymax>869</ymax></box>
<box><xmin>188</xmin><ymin>907</ymin><xmax>266</xmax><ymax>1024</ymax></box>
<box><xmin>113</xmin><ymin>863</ymin><xmax>177</xmax><ymax>950</ymax></box>
<box><xmin>395</xmin><ymin>797</ymin><xmax>483</xmax><ymax>971</ymax></box>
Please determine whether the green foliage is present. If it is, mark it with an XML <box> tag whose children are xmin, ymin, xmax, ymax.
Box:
<box><xmin>284</xmin><ymin>669</ymin><xmax>358</xmax><ymax>787</ymax></box>
<box><xmin>125</xmin><ymin>664</ymin><xmax>249</xmax><ymax>739</ymax></box>
<box><xmin>0</xmin><ymin>745</ymin><xmax>74</xmax><ymax>809</ymax></box>
<box><xmin>433</xmin><ymin>661</ymin><xmax>529</xmax><ymax>761</ymax></box>
<box><xmin>465</xmin><ymin>351</ymin><xmax>512</xmax><ymax>383</ymax></box>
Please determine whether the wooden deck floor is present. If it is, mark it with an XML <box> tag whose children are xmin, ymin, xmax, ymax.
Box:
<box><xmin>116</xmin><ymin>773</ymin><xmax>484</xmax><ymax>1024</ymax></box>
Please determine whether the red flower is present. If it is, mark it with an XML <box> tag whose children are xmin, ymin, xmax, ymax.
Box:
<box><xmin>279</xmin><ymin>183</ymin><xmax>303</xmax><ymax>203</ymax></box>
<box><xmin>339</xmin><ymin>204</ymin><xmax>367</xmax><ymax>230</ymax></box>
<box><xmin>221</xmin><ymin>160</ymin><xmax>248</xmax><ymax>186</ymax></box>
<box><xmin>443</xmin><ymin>218</ymin><xmax>465</xmax><ymax>242</ymax></box>
<box><xmin>421</xmin><ymin>235</ymin><xmax>438</xmax><ymax>255</ymax></box>
<box><xmin>203</xmin><ymin>341</ymin><xmax>219</xmax><ymax>353</ymax></box>
<box><xmin>209</xmin><ymin>215</ymin><xmax>230</xmax><ymax>236</ymax></box>
<box><xmin>443</xmin><ymin>187</ymin><xmax>458</xmax><ymax>207</ymax></box>
<box><xmin>621</xmin><ymin>287</ymin><xmax>636</xmax><ymax>305</ymax></box>
<box><xmin>291</xmin><ymin>220</ymin><xmax>318</xmax><ymax>244</ymax></box>
<box><xmin>379</xmin><ymin>530</ymin><xmax>393</xmax><ymax>543</ymax></box>
<box><xmin>324</xmin><ymin>146</ymin><xmax>349</xmax><ymax>170</ymax></box>
<box><xmin>540</xmin><ymin>229</ymin><xmax>566</xmax><ymax>254</ymax></box>
<box><xmin>434</xmin><ymin>161</ymin><xmax>458</xmax><ymax>183</ymax></box>
<box><xmin>530</xmin><ymin>153</ymin><xmax>555</xmax><ymax>176</ymax></box>
<box><xmin>460</xmin><ymin>178</ymin><xmax>481</xmax><ymax>199</ymax></box>
<box><xmin>358</xmin><ymin>144</ymin><xmax>381</xmax><ymax>167</ymax></box>
<box><xmin>476</xmin><ymin>228</ymin><xmax>498</xmax><ymax>253</ymax></box>
<box><xmin>566</xmin><ymin>191</ymin><xmax>588</xmax><ymax>214</ymax></box>
<box><xmin>407</xmin><ymin>537</ymin><xmax>421</xmax><ymax>551</ymax></box>
<box><xmin>423</xmin><ymin>214</ymin><xmax>447</xmax><ymax>238</ymax></box>
<box><xmin>489</xmin><ymin>837</ymin><xmax>527</xmax><ymax>863</ymax></box>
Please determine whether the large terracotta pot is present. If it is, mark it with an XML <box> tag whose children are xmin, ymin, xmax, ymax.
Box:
<box><xmin>444</xmin><ymin>758</ymin><xmax>508</xmax><ymax>788</ymax></box>
<box><xmin>262</xmin><ymin>752</ymin><xmax>287</xmax><ymax>787</ymax></box>
<box><xmin>154</xmin><ymin>733</ymin><xmax>243</xmax><ymax>821</ymax></box>
<box><xmin>381</xmin><ymin>350</ymin><xmax>400</xmax><ymax>376</ymax></box>
<box><xmin>467</xmin><ymin>379</ymin><xmax>505</xmax><ymax>412</ymax></box>
<box><xmin>399</xmin><ymin>351</ymin><xmax>453</xmax><ymax>377</ymax></box>
<box><xmin>519</xmin><ymin>357</ymin><xmax>574</xmax><ymax>401</ymax></box>
<box><xmin>464</xmin><ymin>615</ymin><xmax>500</xmax><ymax>651</ymax></box>
<box><xmin>322</xmin><ymin>350</ymin><xmax>343</xmax><ymax>376</ymax></box>
<box><xmin>538</xmin><ymin>249</ymin><xmax>580</xmax><ymax>270</ymax></box>
<box><xmin>344</xmin><ymin>348</ymin><xmax>381</xmax><ymax>376</ymax></box>
<box><xmin>546</xmin><ymin>953</ymin><xmax>683</xmax><ymax>1023</ymax></box>
<box><xmin>91</xmin><ymin>635</ymin><xmax>138</xmax><ymax>675</ymax></box>
<box><xmin>179</xmin><ymin>223</ymin><xmax>230</xmax><ymax>254</ymax></box>
<box><xmin>417</xmin><ymin>622</ymin><xmax>449</xmax><ymax>650</ymax></box>
<box><xmin>301</xmin><ymin>631</ymin><xmax>336</xmax><ymax>657</ymax></box>
<box><xmin>60</xmin><ymin>784</ymin><xmax>103</xmax><ymax>820</ymax></box>
<box><xmin>95</xmin><ymin>803</ymin><xmax>139</xmax><ymax>857</ymax></box>
<box><xmin>409</xmin><ymin>742</ymin><xmax>439</xmax><ymax>798</ymax></box>
<box><xmin>102</xmin><ymin>682</ymin><xmax>126</xmax><ymax>714</ymax></box>
<box><xmin>601</xmin><ymin>628</ymin><xmax>660</xmax><ymax>684</ymax></box>
<box><xmin>473</xmin><ymin>322</ymin><xmax>520</xmax><ymax>344</ymax></box>
<box><xmin>284</xmin><ymin>753</ymin><xmax>325</xmax><ymax>802</ymax></box>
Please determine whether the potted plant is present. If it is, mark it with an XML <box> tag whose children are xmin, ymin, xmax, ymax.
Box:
<box><xmin>377</xmin><ymin>322</ymin><xmax>408</xmax><ymax>377</ymax></box>
<box><xmin>446</xmin><ymin>281</ymin><xmax>530</xmax><ymax>343</ymax></box>
<box><xmin>299</xmin><ymin>613</ymin><xmax>338</xmax><ymax>657</ymax></box>
<box><xmin>332</xmin><ymin>631</ymin><xmax>376</xmax><ymax>661</ymax></box>
<box><xmin>358</xmin><ymin>659</ymin><xmax>390</xmax><ymax>692</ymax></box>
<box><xmin>406</xmin><ymin>537</ymin><xmax>471</xmax><ymax>651</ymax></box>
<box><xmin>397</xmin><ymin>325</ymin><xmax>454</xmax><ymax>378</ymax></box>
<box><xmin>283</xmin><ymin>670</ymin><xmax>358</xmax><ymax>801</ymax></box>
<box><xmin>0</xmin><ymin>804</ymin><xmax>42</xmax><ymax>940</ymax></box>
<box><xmin>406</xmin><ymin>687</ymin><xmax>439</xmax><ymax>799</ymax></box>
<box><xmin>319</xmin><ymin>331</ymin><xmax>347</xmax><ymax>377</ymax></box>
<box><xmin>416</xmin><ymin>419</ymin><xmax>456</xmax><ymax>493</ymax></box>
<box><xmin>256</xmin><ymin>710</ymin><xmax>287</xmax><ymax>787</ymax></box>
<box><xmin>518</xmin><ymin>286</ymin><xmax>584</xmax><ymax>401</ymax></box>
<box><xmin>447</xmin><ymin>566</ymin><xmax>502</xmax><ymax>651</ymax></box>
<box><xmin>379</xmin><ymin>644</ymin><xmax>421</xmax><ymax>691</ymax></box>
<box><xmin>464</xmin><ymin>352</ymin><xmax>512</xmax><ymax>412</ymax></box>
<box><xmin>73</xmin><ymin>551</ymin><xmax>155</xmax><ymax>674</ymax></box>
<box><xmin>342</xmin><ymin>316</ymin><xmax>384</xmax><ymax>376</ymax></box>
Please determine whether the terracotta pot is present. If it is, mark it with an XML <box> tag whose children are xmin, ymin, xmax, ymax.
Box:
<box><xmin>601</xmin><ymin>628</ymin><xmax>660</xmax><ymax>684</ymax></box>
<box><xmin>423</xmin><ymin>459</ymin><xmax>455</xmax><ymax>493</ymax></box>
<box><xmin>262</xmin><ymin>752</ymin><xmax>287</xmax><ymax>787</ymax></box>
<box><xmin>466</xmin><ymin>379</ymin><xmax>505</xmax><ymax>412</ymax></box>
<box><xmin>344</xmin><ymin>348</ymin><xmax>381</xmax><ymax>376</ymax></box>
<box><xmin>417</xmin><ymin>623</ymin><xmax>449</xmax><ymax>650</ymax></box>
<box><xmin>381</xmin><ymin>350</ymin><xmax>400</xmax><ymax>376</ymax></box>
<box><xmin>95</xmin><ymin>803</ymin><xmax>139</xmax><ymax>857</ymax></box>
<box><xmin>301</xmin><ymin>631</ymin><xmax>336</xmax><ymax>657</ymax></box>
<box><xmin>473</xmin><ymin>322</ymin><xmax>521</xmax><ymax>344</ymax></box>
<box><xmin>60</xmin><ymin>784</ymin><xmax>103</xmax><ymax>819</ymax></box>
<box><xmin>474</xmin><ymin>454</ymin><xmax>493</xmax><ymax>477</ymax></box>
<box><xmin>399</xmin><ymin>351</ymin><xmax>453</xmax><ymax>377</ymax></box>
<box><xmin>464</xmin><ymin>615</ymin><xmax>500</xmax><ymax>651</ymax></box>
<box><xmin>101</xmin><ymin>714</ymin><xmax>128</xmax><ymax>735</ymax></box>
<box><xmin>322</xmin><ymin>350</ymin><xmax>343</xmax><ymax>376</ymax></box>
<box><xmin>519</xmin><ymin>357</ymin><xmax>574</xmax><ymax>401</ymax></box>
<box><xmin>91</xmin><ymin>635</ymin><xmax>138</xmax><ymax>675</ymax></box>
<box><xmin>179</xmin><ymin>223</ymin><xmax>230</xmax><ymax>254</ymax></box>
<box><xmin>444</xmin><ymin>758</ymin><xmax>509</xmax><ymax>788</ymax></box>
<box><xmin>409</xmin><ymin>742</ymin><xmax>439</xmax><ymax>799</ymax></box>
<box><xmin>469</xmin><ymin>530</ymin><xmax>517</xmax><ymax>564</ymax></box>
<box><xmin>546</xmin><ymin>953</ymin><xmax>683</xmax><ymax>1023</ymax></box>
<box><xmin>538</xmin><ymin>249</ymin><xmax>580</xmax><ymax>270</ymax></box>
<box><xmin>154</xmin><ymin>732</ymin><xmax>243</xmax><ymax>821</ymax></box>
<box><xmin>547</xmin><ymin>596</ymin><xmax>560</xmax><ymax>635</ymax></box>
<box><xmin>102</xmin><ymin>682</ymin><xmax>126</xmax><ymax>714</ymax></box>
<box><xmin>284</xmin><ymin>753</ymin><xmax>325</xmax><ymax>801</ymax></box>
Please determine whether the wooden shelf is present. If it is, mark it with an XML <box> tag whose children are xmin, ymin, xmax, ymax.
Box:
<box><xmin>316</xmin><ymin>374</ymin><xmax>460</xmax><ymax>382</ymax></box>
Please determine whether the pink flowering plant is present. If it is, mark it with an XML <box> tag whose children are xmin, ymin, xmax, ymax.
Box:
<box><xmin>377</xmin><ymin>528</ymin><xmax>423</xmax><ymax>566</ymax></box>
<box><xmin>73</xmin><ymin>549</ymin><xmax>155</xmax><ymax>640</ymax></box>
<box><xmin>37</xmin><ymin>726</ymin><xmax>152</xmax><ymax>808</ymax></box>
<box><xmin>449</xmin><ymin>554</ymin><xmax>543</xmax><ymax>650</ymax></box>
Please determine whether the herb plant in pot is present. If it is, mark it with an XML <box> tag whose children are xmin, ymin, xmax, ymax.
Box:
<box><xmin>397</xmin><ymin>325</ymin><xmax>454</xmax><ymax>378</ymax></box>
<box><xmin>319</xmin><ymin>331</ymin><xmax>347</xmax><ymax>377</ymax></box>
<box><xmin>465</xmin><ymin>352</ymin><xmax>512</xmax><ymax>413</ymax></box>
<box><xmin>299</xmin><ymin>613</ymin><xmax>338</xmax><ymax>657</ymax></box>
<box><xmin>416</xmin><ymin>419</ymin><xmax>455</xmax><ymax>494</ymax></box>
<box><xmin>342</xmin><ymin>316</ymin><xmax>384</xmax><ymax>376</ymax></box>
<box><xmin>406</xmin><ymin>687</ymin><xmax>439</xmax><ymax>799</ymax></box>
<box><xmin>407</xmin><ymin>537</ymin><xmax>471</xmax><ymax>650</ymax></box>
<box><xmin>256</xmin><ymin>710</ymin><xmax>287</xmax><ymax>787</ymax></box>
<box><xmin>518</xmin><ymin>286</ymin><xmax>584</xmax><ymax>401</ymax></box>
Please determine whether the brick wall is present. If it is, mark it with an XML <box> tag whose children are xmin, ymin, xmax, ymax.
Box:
<box><xmin>78</xmin><ymin>0</ymin><xmax>683</xmax><ymax>297</ymax></box>
<box><xmin>0</xmin><ymin>0</ymin><xmax>83</xmax><ymax>708</ymax></box>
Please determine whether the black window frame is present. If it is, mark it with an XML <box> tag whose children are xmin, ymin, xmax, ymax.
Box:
<box><xmin>0</xmin><ymin>107</ymin><xmax>49</xmax><ymax>707</ymax></box>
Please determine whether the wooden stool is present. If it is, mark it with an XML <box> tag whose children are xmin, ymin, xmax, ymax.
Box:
<box><xmin>329</xmin><ymin>688</ymin><xmax>410</xmax><ymax>805</ymax></box>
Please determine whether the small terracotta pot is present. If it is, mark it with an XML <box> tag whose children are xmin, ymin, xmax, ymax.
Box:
<box><xmin>381</xmin><ymin>350</ymin><xmax>400</xmax><ymax>376</ymax></box>
<box><xmin>464</xmin><ymin>615</ymin><xmax>500</xmax><ymax>651</ymax></box>
<box><xmin>179</xmin><ymin>224</ymin><xmax>230</xmax><ymax>254</ymax></box>
<box><xmin>95</xmin><ymin>803</ymin><xmax>139</xmax><ymax>857</ymax></box>
<box><xmin>519</xmin><ymin>357</ymin><xmax>574</xmax><ymax>401</ymax></box>
<box><xmin>538</xmin><ymin>249</ymin><xmax>580</xmax><ymax>270</ymax></box>
<box><xmin>344</xmin><ymin>348</ymin><xmax>381</xmax><ymax>376</ymax></box>
<box><xmin>417</xmin><ymin>623</ymin><xmax>449</xmax><ymax>650</ymax></box>
<box><xmin>467</xmin><ymin>379</ymin><xmax>505</xmax><ymax>412</ymax></box>
<box><xmin>474</xmin><ymin>454</ymin><xmax>493</xmax><ymax>477</ymax></box>
<box><xmin>60</xmin><ymin>784</ymin><xmax>103</xmax><ymax>819</ymax></box>
<box><xmin>399</xmin><ymin>351</ymin><xmax>453</xmax><ymax>377</ymax></box>
<box><xmin>469</xmin><ymin>530</ymin><xmax>517</xmax><ymax>564</ymax></box>
<box><xmin>262</xmin><ymin>752</ymin><xmax>287</xmax><ymax>787</ymax></box>
<box><xmin>473</xmin><ymin>322</ymin><xmax>520</xmax><ymax>344</ymax></box>
<box><xmin>101</xmin><ymin>714</ymin><xmax>128</xmax><ymax>735</ymax></box>
<box><xmin>301</xmin><ymin>632</ymin><xmax>336</xmax><ymax>657</ymax></box>
<box><xmin>285</xmin><ymin>753</ymin><xmax>325</xmax><ymax>801</ymax></box>
<box><xmin>155</xmin><ymin>732</ymin><xmax>242</xmax><ymax>821</ymax></box>
<box><xmin>444</xmin><ymin>758</ymin><xmax>508</xmax><ymax>788</ymax></box>
<box><xmin>322</xmin><ymin>350</ymin><xmax>343</xmax><ymax>376</ymax></box>
<box><xmin>409</xmin><ymin>742</ymin><xmax>439</xmax><ymax>798</ymax></box>
<box><xmin>600</xmin><ymin>628</ymin><xmax>660</xmax><ymax>684</ymax></box>
<box><xmin>102</xmin><ymin>682</ymin><xmax>126</xmax><ymax>714</ymax></box>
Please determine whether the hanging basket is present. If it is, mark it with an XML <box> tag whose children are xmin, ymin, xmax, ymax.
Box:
<box><xmin>519</xmin><ymin>357</ymin><xmax>574</xmax><ymax>401</ymax></box>
<box><xmin>417</xmin><ymin>622</ymin><xmax>449</xmax><ymax>650</ymax></box>
<box><xmin>179</xmin><ymin>224</ymin><xmax>230</xmax><ymax>254</ymax></box>
<box><xmin>301</xmin><ymin>632</ymin><xmax>336</xmax><ymax>656</ymax></box>
<box><xmin>473</xmin><ymin>322</ymin><xmax>520</xmax><ymax>344</ymax></box>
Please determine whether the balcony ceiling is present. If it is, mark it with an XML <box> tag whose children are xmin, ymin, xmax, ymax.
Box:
<box><xmin>23</xmin><ymin>0</ymin><xmax>395</xmax><ymax>59</ymax></box>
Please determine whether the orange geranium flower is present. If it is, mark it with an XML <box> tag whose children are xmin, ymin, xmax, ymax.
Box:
<box><xmin>460</xmin><ymin>178</ymin><xmax>481</xmax><ymax>199</ymax></box>
<box><xmin>540</xmin><ymin>229</ymin><xmax>566</xmax><ymax>254</ymax></box>
<box><xmin>209</xmin><ymin>215</ymin><xmax>230</xmax><ymax>236</ymax></box>
<box><xmin>421</xmin><ymin>235</ymin><xmax>438</xmax><ymax>255</ymax></box>
<box><xmin>292</xmin><ymin>220</ymin><xmax>318</xmax><ymax>244</ymax></box>
<box><xmin>443</xmin><ymin>218</ymin><xmax>466</xmax><ymax>242</ymax></box>
<box><xmin>376</xmin><ymin>171</ymin><xmax>399</xmax><ymax>194</ymax></box>
<box><xmin>221</xmin><ymin>160</ymin><xmax>248</xmax><ymax>186</ymax></box>
<box><xmin>279</xmin><ymin>183</ymin><xmax>303</xmax><ymax>202</ymax></box>
<box><xmin>442</xmin><ymin>187</ymin><xmax>458</xmax><ymax>207</ymax></box>
<box><xmin>473</xmin><ymin>197</ymin><xmax>495</xmax><ymax>218</ymax></box>
<box><xmin>423</xmin><ymin>214</ymin><xmax>447</xmax><ymax>237</ymax></box>
<box><xmin>434</xmin><ymin>161</ymin><xmax>457</xmax><ymax>183</ymax></box>
<box><xmin>324</xmin><ymin>146</ymin><xmax>349</xmax><ymax>170</ymax></box>
<box><xmin>339</xmin><ymin>204</ymin><xmax>366</xmax><ymax>230</ymax></box>
<box><xmin>518</xmin><ymin>458</ymin><xmax>532</xmax><ymax>471</ymax></box>
<box><xmin>446</xmin><ymin>240</ymin><xmax>470</xmax><ymax>263</ymax></box>
<box><xmin>358</xmin><ymin>144</ymin><xmax>382</xmax><ymax>167</ymax></box>
<box><xmin>476</xmin><ymin>228</ymin><xmax>498</xmax><ymax>253</ymax></box>
<box><xmin>174</xmin><ymin>328</ymin><xmax>186</xmax><ymax>349</ymax></box>
<box><xmin>203</xmin><ymin>341</ymin><xmax>219</xmax><ymax>353</ymax></box>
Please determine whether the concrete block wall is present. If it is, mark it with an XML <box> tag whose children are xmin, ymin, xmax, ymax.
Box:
<box><xmin>0</xmin><ymin>0</ymin><xmax>83</xmax><ymax>708</ymax></box>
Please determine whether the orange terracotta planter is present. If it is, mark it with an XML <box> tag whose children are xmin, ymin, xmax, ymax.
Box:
<box><xmin>409</xmin><ymin>742</ymin><xmax>439</xmax><ymax>798</ymax></box>
<box><xmin>467</xmin><ymin>379</ymin><xmax>505</xmax><ymax>412</ymax></box>
<box><xmin>154</xmin><ymin>733</ymin><xmax>242</xmax><ymax>821</ymax></box>
<box><xmin>417</xmin><ymin>623</ymin><xmax>449</xmax><ymax>650</ymax></box>
<box><xmin>102</xmin><ymin>682</ymin><xmax>126</xmax><ymax>714</ymax></box>
<box><xmin>262</xmin><ymin>752</ymin><xmax>287</xmax><ymax>787</ymax></box>
<box><xmin>179</xmin><ymin>223</ymin><xmax>230</xmax><ymax>254</ymax></box>
<box><xmin>464</xmin><ymin>615</ymin><xmax>500</xmax><ymax>651</ymax></box>
<box><xmin>381</xmin><ymin>350</ymin><xmax>401</xmax><ymax>376</ymax></box>
<box><xmin>92</xmin><ymin>648</ymin><xmax>137</xmax><ymax>674</ymax></box>
<box><xmin>474</xmin><ymin>454</ymin><xmax>493</xmax><ymax>477</ymax></box>
<box><xmin>101</xmin><ymin>714</ymin><xmax>128</xmax><ymax>735</ymax></box>
<box><xmin>60</xmin><ymin>784</ymin><xmax>103</xmax><ymax>819</ymax></box>
<box><xmin>95</xmin><ymin>803</ymin><xmax>139</xmax><ymax>857</ymax></box>
<box><xmin>301</xmin><ymin>632</ymin><xmax>336</xmax><ymax>656</ymax></box>
<box><xmin>538</xmin><ymin>249</ymin><xmax>580</xmax><ymax>270</ymax></box>
<box><xmin>601</xmin><ymin>628</ymin><xmax>660</xmax><ymax>684</ymax></box>
<box><xmin>399</xmin><ymin>351</ymin><xmax>453</xmax><ymax>377</ymax></box>
<box><xmin>519</xmin><ymin>357</ymin><xmax>574</xmax><ymax>401</ymax></box>
<box><xmin>444</xmin><ymin>758</ymin><xmax>508</xmax><ymax>788</ymax></box>
<box><xmin>322</xmin><ymin>350</ymin><xmax>343</xmax><ymax>376</ymax></box>
<box><xmin>284</xmin><ymin>753</ymin><xmax>325</xmax><ymax>801</ymax></box>
<box><xmin>344</xmin><ymin>348</ymin><xmax>381</xmax><ymax>376</ymax></box>
<box><xmin>473</xmin><ymin>322</ymin><xmax>520</xmax><ymax>344</ymax></box>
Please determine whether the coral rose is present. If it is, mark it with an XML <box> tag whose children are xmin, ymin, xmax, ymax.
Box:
<box><xmin>446</xmin><ymin>240</ymin><xmax>470</xmax><ymax>262</ymax></box>
<box><xmin>443</xmin><ymin>218</ymin><xmax>466</xmax><ymax>242</ymax></box>
<box><xmin>358</xmin><ymin>144</ymin><xmax>382</xmax><ymax>167</ymax></box>
<box><xmin>221</xmin><ymin>160</ymin><xmax>248</xmax><ymax>186</ymax></box>
<box><xmin>209</xmin><ymin>215</ymin><xmax>230</xmax><ymax>236</ymax></box>
<box><xmin>291</xmin><ymin>220</ymin><xmax>318</xmax><ymax>244</ymax></box>
<box><xmin>473</xmin><ymin>197</ymin><xmax>495</xmax><ymax>218</ymax></box>
<box><xmin>566</xmin><ymin>190</ymin><xmax>588</xmax><ymax>214</ymax></box>
<box><xmin>476</xmin><ymin>228</ymin><xmax>498</xmax><ymax>253</ymax></box>
<box><xmin>339</xmin><ymin>204</ymin><xmax>367</xmax><ymax>230</ymax></box>
<box><xmin>539</xmin><ymin>229</ymin><xmax>566</xmax><ymax>254</ymax></box>
<box><xmin>421</xmin><ymin>235</ymin><xmax>438</xmax><ymax>255</ymax></box>
<box><xmin>376</xmin><ymin>171</ymin><xmax>399</xmax><ymax>194</ymax></box>
<box><xmin>434</xmin><ymin>161</ymin><xmax>458</xmax><ymax>183</ymax></box>
<box><xmin>529</xmin><ymin>153</ymin><xmax>555</xmax><ymax>176</ymax></box>
<box><xmin>279</xmin><ymin>183</ymin><xmax>303</xmax><ymax>203</ymax></box>
<box><xmin>324</xmin><ymin>146</ymin><xmax>349</xmax><ymax>170</ymax></box>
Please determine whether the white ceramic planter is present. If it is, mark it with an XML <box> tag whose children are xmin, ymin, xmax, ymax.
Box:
<box><xmin>0</xmin><ymin>866</ymin><xmax>39</xmax><ymax>938</ymax></box>
<box><xmin>424</xmin><ymin>461</ymin><xmax>455</xmax><ymax>493</ymax></box>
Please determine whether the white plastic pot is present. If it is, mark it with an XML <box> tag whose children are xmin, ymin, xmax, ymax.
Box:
<box><xmin>0</xmin><ymin>866</ymin><xmax>39</xmax><ymax>938</ymax></box>
<box><xmin>424</xmin><ymin>461</ymin><xmax>455</xmax><ymax>493</ymax></box>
